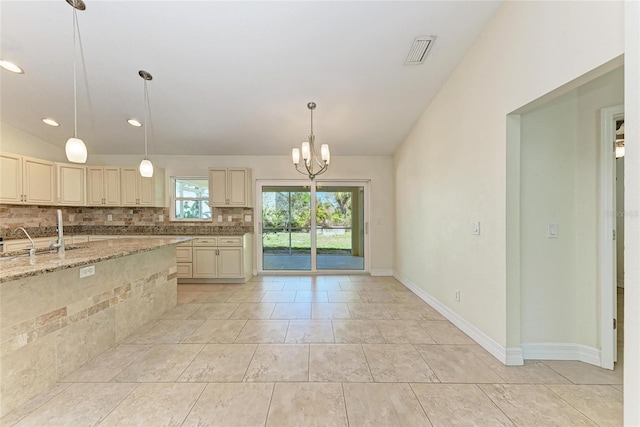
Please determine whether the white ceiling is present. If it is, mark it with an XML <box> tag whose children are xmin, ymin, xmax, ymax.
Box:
<box><xmin>1</xmin><ymin>1</ymin><xmax>501</xmax><ymax>157</ymax></box>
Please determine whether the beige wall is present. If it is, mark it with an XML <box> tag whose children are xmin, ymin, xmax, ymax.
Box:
<box><xmin>394</xmin><ymin>1</ymin><xmax>624</xmax><ymax>350</ymax></box>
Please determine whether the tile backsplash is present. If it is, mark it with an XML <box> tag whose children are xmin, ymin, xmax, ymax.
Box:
<box><xmin>0</xmin><ymin>204</ymin><xmax>254</xmax><ymax>230</ymax></box>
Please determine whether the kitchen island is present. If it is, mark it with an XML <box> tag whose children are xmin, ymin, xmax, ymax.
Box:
<box><xmin>0</xmin><ymin>237</ymin><xmax>190</xmax><ymax>417</ymax></box>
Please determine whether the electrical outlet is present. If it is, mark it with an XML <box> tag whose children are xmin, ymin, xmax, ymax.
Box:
<box><xmin>79</xmin><ymin>265</ymin><xmax>95</xmax><ymax>278</ymax></box>
<box><xmin>107</xmin><ymin>214</ymin><xmax>112</xmax><ymax>221</ymax></box>
<box><xmin>455</xmin><ymin>289</ymin><xmax>461</xmax><ymax>302</ymax></box>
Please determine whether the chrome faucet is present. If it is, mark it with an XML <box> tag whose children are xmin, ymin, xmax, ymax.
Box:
<box><xmin>49</xmin><ymin>209</ymin><xmax>65</xmax><ymax>254</ymax></box>
<box><xmin>14</xmin><ymin>227</ymin><xmax>36</xmax><ymax>257</ymax></box>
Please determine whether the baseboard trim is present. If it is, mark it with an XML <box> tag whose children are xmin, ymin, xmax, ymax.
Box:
<box><xmin>370</xmin><ymin>269</ymin><xmax>394</xmax><ymax>277</ymax></box>
<box><xmin>521</xmin><ymin>343</ymin><xmax>601</xmax><ymax>366</ymax></box>
<box><xmin>506</xmin><ymin>347</ymin><xmax>525</xmax><ymax>366</ymax></box>
<box><xmin>393</xmin><ymin>270</ymin><xmax>520</xmax><ymax>365</ymax></box>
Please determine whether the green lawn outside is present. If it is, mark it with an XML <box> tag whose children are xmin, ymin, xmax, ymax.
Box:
<box><xmin>263</xmin><ymin>231</ymin><xmax>352</xmax><ymax>254</ymax></box>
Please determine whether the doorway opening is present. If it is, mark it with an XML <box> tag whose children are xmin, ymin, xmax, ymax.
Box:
<box><xmin>600</xmin><ymin>105</ymin><xmax>624</xmax><ymax>369</ymax></box>
<box><xmin>257</xmin><ymin>180</ymin><xmax>369</xmax><ymax>273</ymax></box>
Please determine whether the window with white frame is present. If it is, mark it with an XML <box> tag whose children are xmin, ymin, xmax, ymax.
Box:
<box><xmin>171</xmin><ymin>177</ymin><xmax>211</xmax><ymax>221</ymax></box>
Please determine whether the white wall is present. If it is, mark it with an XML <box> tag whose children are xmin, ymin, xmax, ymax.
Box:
<box><xmin>616</xmin><ymin>157</ymin><xmax>624</xmax><ymax>287</ymax></box>
<box><xmin>89</xmin><ymin>153</ymin><xmax>395</xmax><ymax>274</ymax></box>
<box><xmin>519</xmin><ymin>68</ymin><xmax>623</xmax><ymax>348</ymax></box>
<box><xmin>394</xmin><ymin>1</ymin><xmax>624</xmax><ymax>350</ymax></box>
<box><xmin>623</xmin><ymin>1</ymin><xmax>640</xmax><ymax>423</ymax></box>
<box><xmin>0</xmin><ymin>123</ymin><xmax>66</xmax><ymax>161</ymax></box>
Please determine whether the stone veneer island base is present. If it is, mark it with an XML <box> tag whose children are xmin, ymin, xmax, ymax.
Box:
<box><xmin>0</xmin><ymin>241</ymin><xmax>181</xmax><ymax>417</ymax></box>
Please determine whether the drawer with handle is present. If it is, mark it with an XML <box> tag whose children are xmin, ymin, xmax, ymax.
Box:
<box><xmin>193</xmin><ymin>237</ymin><xmax>218</xmax><ymax>246</ymax></box>
<box><xmin>217</xmin><ymin>236</ymin><xmax>242</xmax><ymax>247</ymax></box>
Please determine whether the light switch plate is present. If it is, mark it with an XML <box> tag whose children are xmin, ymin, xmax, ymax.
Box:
<box><xmin>227</xmin><ymin>215</ymin><xmax>233</xmax><ymax>222</ymax></box>
<box><xmin>217</xmin><ymin>215</ymin><xmax>223</xmax><ymax>222</ymax></box>
<box><xmin>69</xmin><ymin>214</ymin><xmax>75</xmax><ymax>222</ymax></box>
<box><xmin>107</xmin><ymin>214</ymin><xmax>112</xmax><ymax>221</ymax></box>
<box><xmin>244</xmin><ymin>215</ymin><xmax>252</xmax><ymax>222</ymax></box>
<box><xmin>158</xmin><ymin>214</ymin><xmax>164</xmax><ymax>222</ymax></box>
<box><xmin>547</xmin><ymin>223</ymin><xmax>558</xmax><ymax>238</ymax></box>
<box><xmin>472</xmin><ymin>221</ymin><xmax>480</xmax><ymax>235</ymax></box>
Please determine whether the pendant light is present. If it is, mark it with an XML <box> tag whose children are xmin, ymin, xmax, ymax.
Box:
<box><xmin>65</xmin><ymin>0</ymin><xmax>88</xmax><ymax>163</ymax></box>
<box><xmin>291</xmin><ymin>102</ymin><xmax>330</xmax><ymax>180</ymax></box>
<box><xmin>138</xmin><ymin>70</ymin><xmax>154</xmax><ymax>177</ymax></box>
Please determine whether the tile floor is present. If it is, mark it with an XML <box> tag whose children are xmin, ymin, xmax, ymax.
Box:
<box><xmin>2</xmin><ymin>276</ymin><xmax>624</xmax><ymax>427</ymax></box>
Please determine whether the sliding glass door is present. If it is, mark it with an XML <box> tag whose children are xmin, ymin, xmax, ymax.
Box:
<box><xmin>261</xmin><ymin>186</ymin><xmax>311</xmax><ymax>271</ymax></box>
<box><xmin>258</xmin><ymin>181</ymin><xmax>368</xmax><ymax>273</ymax></box>
<box><xmin>316</xmin><ymin>185</ymin><xmax>365</xmax><ymax>270</ymax></box>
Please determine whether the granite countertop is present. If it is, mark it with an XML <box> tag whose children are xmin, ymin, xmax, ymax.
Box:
<box><xmin>0</xmin><ymin>225</ymin><xmax>254</xmax><ymax>241</ymax></box>
<box><xmin>0</xmin><ymin>237</ymin><xmax>192</xmax><ymax>283</ymax></box>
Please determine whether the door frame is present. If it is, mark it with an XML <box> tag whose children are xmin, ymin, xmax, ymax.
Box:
<box><xmin>255</xmin><ymin>179</ymin><xmax>370</xmax><ymax>274</ymax></box>
<box><xmin>600</xmin><ymin>104</ymin><xmax>624</xmax><ymax>369</ymax></box>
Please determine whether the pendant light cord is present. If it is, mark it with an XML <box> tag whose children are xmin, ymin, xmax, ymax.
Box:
<box><xmin>143</xmin><ymin>79</ymin><xmax>149</xmax><ymax>160</ymax></box>
<box><xmin>72</xmin><ymin>8</ymin><xmax>78</xmax><ymax>138</ymax></box>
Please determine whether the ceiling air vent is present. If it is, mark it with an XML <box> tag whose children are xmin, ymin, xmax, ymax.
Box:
<box><xmin>405</xmin><ymin>36</ymin><xmax>436</xmax><ymax>65</ymax></box>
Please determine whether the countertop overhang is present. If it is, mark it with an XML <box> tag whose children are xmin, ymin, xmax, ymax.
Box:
<box><xmin>0</xmin><ymin>225</ymin><xmax>254</xmax><ymax>241</ymax></box>
<box><xmin>0</xmin><ymin>237</ymin><xmax>192</xmax><ymax>283</ymax></box>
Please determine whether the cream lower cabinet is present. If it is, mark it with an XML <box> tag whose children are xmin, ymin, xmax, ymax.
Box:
<box><xmin>176</xmin><ymin>241</ymin><xmax>193</xmax><ymax>279</ymax></box>
<box><xmin>180</xmin><ymin>235</ymin><xmax>252</xmax><ymax>282</ymax></box>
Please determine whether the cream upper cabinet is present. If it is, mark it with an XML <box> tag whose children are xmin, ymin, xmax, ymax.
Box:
<box><xmin>208</xmin><ymin>167</ymin><xmax>252</xmax><ymax>207</ymax></box>
<box><xmin>0</xmin><ymin>153</ymin><xmax>55</xmax><ymax>205</ymax></box>
<box><xmin>121</xmin><ymin>166</ymin><xmax>165</xmax><ymax>207</ymax></box>
<box><xmin>56</xmin><ymin>163</ymin><xmax>86</xmax><ymax>206</ymax></box>
<box><xmin>0</xmin><ymin>153</ymin><xmax>22</xmax><ymax>203</ymax></box>
<box><xmin>87</xmin><ymin>166</ymin><xmax>121</xmax><ymax>206</ymax></box>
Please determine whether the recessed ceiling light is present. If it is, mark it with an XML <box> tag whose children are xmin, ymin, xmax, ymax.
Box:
<box><xmin>42</xmin><ymin>118</ymin><xmax>60</xmax><ymax>127</ymax></box>
<box><xmin>127</xmin><ymin>118</ymin><xmax>142</xmax><ymax>127</ymax></box>
<box><xmin>0</xmin><ymin>60</ymin><xmax>24</xmax><ymax>74</ymax></box>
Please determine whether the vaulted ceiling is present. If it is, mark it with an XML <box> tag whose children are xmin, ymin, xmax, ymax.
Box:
<box><xmin>1</xmin><ymin>1</ymin><xmax>501</xmax><ymax>157</ymax></box>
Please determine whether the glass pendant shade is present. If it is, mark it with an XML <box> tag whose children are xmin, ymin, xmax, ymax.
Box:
<box><xmin>65</xmin><ymin>137</ymin><xmax>87</xmax><ymax>163</ymax></box>
<box><xmin>139</xmin><ymin>159</ymin><xmax>154</xmax><ymax>177</ymax></box>
<box><xmin>321</xmin><ymin>144</ymin><xmax>330</xmax><ymax>164</ymax></box>
<box><xmin>292</xmin><ymin>148</ymin><xmax>300</xmax><ymax>165</ymax></box>
<box><xmin>301</xmin><ymin>141</ymin><xmax>311</xmax><ymax>162</ymax></box>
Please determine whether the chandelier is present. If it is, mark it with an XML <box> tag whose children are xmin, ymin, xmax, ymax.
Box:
<box><xmin>291</xmin><ymin>102</ymin><xmax>330</xmax><ymax>180</ymax></box>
